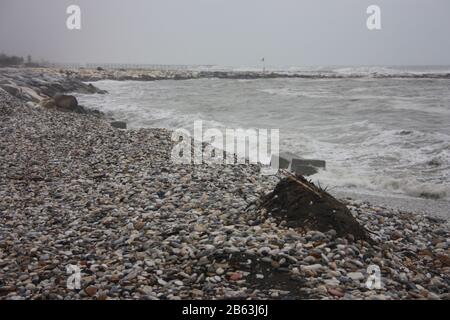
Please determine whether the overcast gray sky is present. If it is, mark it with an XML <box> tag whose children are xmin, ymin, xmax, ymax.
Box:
<box><xmin>1</xmin><ymin>0</ymin><xmax>449</xmax><ymax>66</ymax></box>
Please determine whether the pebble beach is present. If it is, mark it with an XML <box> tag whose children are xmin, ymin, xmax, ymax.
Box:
<box><xmin>0</xmin><ymin>68</ymin><xmax>449</xmax><ymax>300</ymax></box>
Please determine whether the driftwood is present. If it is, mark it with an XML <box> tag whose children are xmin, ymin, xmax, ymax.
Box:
<box><xmin>261</xmin><ymin>172</ymin><xmax>372</xmax><ymax>242</ymax></box>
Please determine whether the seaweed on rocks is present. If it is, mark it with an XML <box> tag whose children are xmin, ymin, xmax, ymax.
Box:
<box><xmin>261</xmin><ymin>172</ymin><xmax>373</xmax><ymax>243</ymax></box>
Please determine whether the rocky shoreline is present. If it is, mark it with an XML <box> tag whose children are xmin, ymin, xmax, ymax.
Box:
<box><xmin>0</xmin><ymin>68</ymin><xmax>449</xmax><ymax>300</ymax></box>
<box><xmin>2</xmin><ymin>67</ymin><xmax>450</xmax><ymax>89</ymax></box>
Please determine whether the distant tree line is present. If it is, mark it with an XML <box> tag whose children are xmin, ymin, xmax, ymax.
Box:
<box><xmin>0</xmin><ymin>53</ymin><xmax>24</xmax><ymax>67</ymax></box>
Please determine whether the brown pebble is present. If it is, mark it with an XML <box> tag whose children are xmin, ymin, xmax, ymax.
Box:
<box><xmin>134</xmin><ymin>221</ymin><xmax>145</xmax><ymax>230</ymax></box>
<box><xmin>229</xmin><ymin>272</ymin><xmax>242</xmax><ymax>281</ymax></box>
<box><xmin>85</xmin><ymin>286</ymin><xmax>97</xmax><ymax>297</ymax></box>
<box><xmin>328</xmin><ymin>288</ymin><xmax>345</xmax><ymax>298</ymax></box>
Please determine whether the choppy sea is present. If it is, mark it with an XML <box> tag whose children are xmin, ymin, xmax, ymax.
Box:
<box><xmin>78</xmin><ymin>66</ymin><xmax>450</xmax><ymax>218</ymax></box>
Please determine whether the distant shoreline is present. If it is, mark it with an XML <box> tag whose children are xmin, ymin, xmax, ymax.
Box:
<box><xmin>3</xmin><ymin>66</ymin><xmax>450</xmax><ymax>84</ymax></box>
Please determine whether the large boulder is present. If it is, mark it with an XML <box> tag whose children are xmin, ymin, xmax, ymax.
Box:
<box><xmin>290</xmin><ymin>158</ymin><xmax>326</xmax><ymax>176</ymax></box>
<box><xmin>271</xmin><ymin>152</ymin><xmax>300</xmax><ymax>169</ymax></box>
<box><xmin>110</xmin><ymin>121</ymin><xmax>127</xmax><ymax>129</ymax></box>
<box><xmin>40</xmin><ymin>83</ymin><xmax>65</xmax><ymax>97</ymax></box>
<box><xmin>19</xmin><ymin>86</ymin><xmax>44</xmax><ymax>103</ymax></box>
<box><xmin>54</xmin><ymin>94</ymin><xmax>78</xmax><ymax>112</ymax></box>
<box><xmin>0</xmin><ymin>84</ymin><xmax>21</xmax><ymax>97</ymax></box>
<box><xmin>271</xmin><ymin>152</ymin><xmax>326</xmax><ymax>176</ymax></box>
<box><xmin>45</xmin><ymin>94</ymin><xmax>88</xmax><ymax>114</ymax></box>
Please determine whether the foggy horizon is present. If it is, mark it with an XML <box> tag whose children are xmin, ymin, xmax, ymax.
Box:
<box><xmin>1</xmin><ymin>0</ymin><xmax>450</xmax><ymax>67</ymax></box>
